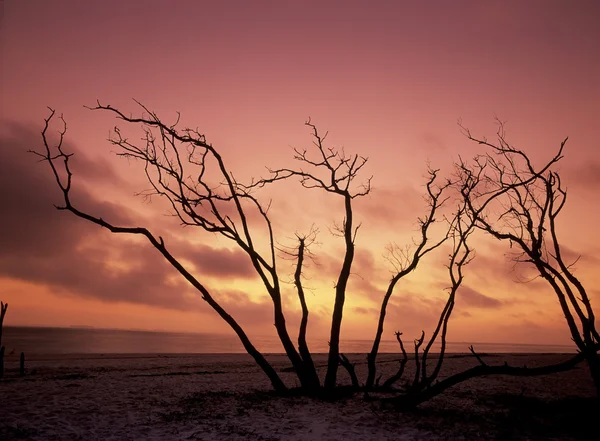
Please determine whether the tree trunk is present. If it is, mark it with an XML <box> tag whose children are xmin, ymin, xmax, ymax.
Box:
<box><xmin>339</xmin><ymin>353</ymin><xmax>359</xmax><ymax>388</ymax></box>
<box><xmin>294</xmin><ymin>239</ymin><xmax>320</xmax><ymax>391</ymax></box>
<box><xmin>273</xmin><ymin>306</ymin><xmax>320</xmax><ymax>392</ymax></box>
<box><xmin>218</xmin><ymin>308</ymin><xmax>287</xmax><ymax>393</ymax></box>
<box><xmin>366</xmin><ymin>284</ymin><xmax>396</xmax><ymax>388</ymax></box>
<box><xmin>200</xmin><ymin>291</ymin><xmax>287</xmax><ymax>393</ymax></box>
<box><xmin>584</xmin><ymin>349</ymin><xmax>600</xmax><ymax>400</ymax></box>
<box><xmin>325</xmin><ymin>195</ymin><xmax>355</xmax><ymax>390</ymax></box>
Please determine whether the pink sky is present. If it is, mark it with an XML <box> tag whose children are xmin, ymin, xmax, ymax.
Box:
<box><xmin>1</xmin><ymin>0</ymin><xmax>599</xmax><ymax>349</ymax></box>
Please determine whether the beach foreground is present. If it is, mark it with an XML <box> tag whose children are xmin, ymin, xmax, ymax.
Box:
<box><xmin>0</xmin><ymin>353</ymin><xmax>596</xmax><ymax>440</ymax></box>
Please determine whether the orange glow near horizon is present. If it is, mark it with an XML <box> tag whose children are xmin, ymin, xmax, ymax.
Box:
<box><xmin>1</xmin><ymin>0</ymin><xmax>599</xmax><ymax>348</ymax></box>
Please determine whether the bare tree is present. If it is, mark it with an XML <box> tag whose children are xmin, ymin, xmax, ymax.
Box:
<box><xmin>35</xmin><ymin>106</ymin><xmax>295</xmax><ymax>392</ymax></box>
<box><xmin>242</xmin><ymin>119</ymin><xmax>371</xmax><ymax>389</ymax></box>
<box><xmin>365</xmin><ymin>169</ymin><xmax>451</xmax><ymax>388</ymax></box>
<box><xmin>456</xmin><ymin>120</ymin><xmax>600</xmax><ymax>397</ymax></box>
<box><xmin>34</xmin><ymin>104</ymin><xmax>588</xmax><ymax>405</ymax></box>
<box><xmin>36</xmin><ymin>104</ymin><xmax>375</xmax><ymax>393</ymax></box>
<box><xmin>381</xmin><ymin>206</ymin><xmax>588</xmax><ymax>408</ymax></box>
<box><xmin>378</xmin><ymin>204</ymin><xmax>476</xmax><ymax>394</ymax></box>
<box><xmin>277</xmin><ymin>227</ymin><xmax>319</xmax><ymax>383</ymax></box>
<box><xmin>35</xmin><ymin>104</ymin><xmax>451</xmax><ymax>394</ymax></box>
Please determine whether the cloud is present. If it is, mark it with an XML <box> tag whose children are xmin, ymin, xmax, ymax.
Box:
<box><xmin>175</xmin><ymin>243</ymin><xmax>255</xmax><ymax>279</ymax></box>
<box><xmin>214</xmin><ymin>290</ymin><xmax>274</xmax><ymax>326</ymax></box>
<box><xmin>310</xmin><ymin>247</ymin><xmax>393</xmax><ymax>302</ymax></box>
<box><xmin>458</xmin><ymin>285</ymin><xmax>503</xmax><ymax>309</ymax></box>
<box><xmin>555</xmin><ymin>243</ymin><xmax>598</xmax><ymax>266</ymax></box>
<box><xmin>418</xmin><ymin>130</ymin><xmax>447</xmax><ymax>152</ymax></box>
<box><xmin>353</xmin><ymin>306</ymin><xmax>378</xmax><ymax>316</ymax></box>
<box><xmin>355</xmin><ymin>186</ymin><xmax>427</xmax><ymax>230</ymax></box>
<box><xmin>567</xmin><ymin>161</ymin><xmax>600</xmax><ymax>189</ymax></box>
<box><xmin>385</xmin><ymin>291</ymin><xmax>448</xmax><ymax>335</ymax></box>
<box><xmin>460</xmin><ymin>245</ymin><xmax>548</xmax><ymax>291</ymax></box>
<box><xmin>0</xmin><ymin>122</ymin><xmax>132</xmax><ymax>257</ymax></box>
<box><xmin>349</xmin><ymin>248</ymin><xmax>387</xmax><ymax>298</ymax></box>
<box><xmin>0</xmin><ymin>122</ymin><xmax>262</xmax><ymax>312</ymax></box>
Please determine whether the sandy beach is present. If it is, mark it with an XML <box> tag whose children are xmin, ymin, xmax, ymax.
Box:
<box><xmin>0</xmin><ymin>352</ymin><xmax>596</xmax><ymax>440</ymax></box>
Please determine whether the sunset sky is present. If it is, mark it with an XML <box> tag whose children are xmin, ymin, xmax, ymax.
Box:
<box><xmin>1</xmin><ymin>0</ymin><xmax>599</xmax><ymax>350</ymax></box>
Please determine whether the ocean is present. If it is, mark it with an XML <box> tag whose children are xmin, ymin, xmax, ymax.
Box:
<box><xmin>1</xmin><ymin>326</ymin><xmax>576</xmax><ymax>355</ymax></box>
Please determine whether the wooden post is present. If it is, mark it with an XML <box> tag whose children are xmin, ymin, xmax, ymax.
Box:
<box><xmin>20</xmin><ymin>352</ymin><xmax>25</xmax><ymax>376</ymax></box>
<box><xmin>0</xmin><ymin>302</ymin><xmax>7</xmax><ymax>378</ymax></box>
<box><xmin>0</xmin><ymin>302</ymin><xmax>7</xmax><ymax>348</ymax></box>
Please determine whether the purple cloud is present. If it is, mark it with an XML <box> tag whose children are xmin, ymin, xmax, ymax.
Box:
<box><xmin>0</xmin><ymin>122</ymin><xmax>263</xmax><ymax>311</ymax></box>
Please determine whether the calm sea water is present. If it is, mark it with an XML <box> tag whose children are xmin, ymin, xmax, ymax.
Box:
<box><xmin>1</xmin><ymin>326</ymin><xmax>576</xmax><ymax>355</ymax></box>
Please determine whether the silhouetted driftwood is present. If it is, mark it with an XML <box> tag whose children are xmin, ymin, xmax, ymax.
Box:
<box><xmin>387</xmin><ymin>349</ymin><xmax>586</xmax><ymax>408</ymax></box>
<box><xmin>338</xmin><ymin>353</ymin><xmax>359</xmax><ymax>388</ymax></box>
<box><xmin>381</xmin><ymin>332</ymin><xmax>408</xmax><ymax>389</ymax></box>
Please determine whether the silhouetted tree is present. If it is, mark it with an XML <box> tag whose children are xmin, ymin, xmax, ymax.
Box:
<box><xmin>365</xmin><ymin>169</ymin><xmax>450</xmax><ymax>389</ymax></box>
<box><xmin>241</xmin><ymin>119</ymin><xmax>372</xmax><ymax>389</ymax></box>
<box><xmin>382</xmin><ymin>206</ymin><xmax>588</xmax><ymax>407</ymax></box>
<box><xmin>277</xmin><ymin>227</ymin><xmax>319</xmax><ymax>387</ymax></box>
<box><xmin>35</xmin><ymin>107</ymin><xmax>289</xmax><ymax>393</ymax></box>
<box><xmin>36</xmin><ymin>103</ymin><xmax>450</xmax><ymax>394</ymax></box>
<box><xmin>365</xmin><ymin>202</ymin><xmax>585</xmax><ymax>408</ymax></box>
<box><xmin>456</xmin><ymin>120</ymin><xmax>600</xmax><ymax>398</ymax></box>
<box><xmin>35</xmin><ymin>104</ymin><xmax>587</xmax><ymax>403</ymax></box>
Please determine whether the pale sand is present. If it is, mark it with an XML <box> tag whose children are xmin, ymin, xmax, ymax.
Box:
<box><xmin>0</xmin><ymin>353</ymin><xmax>596</xmax><ymax>440</ymax></box>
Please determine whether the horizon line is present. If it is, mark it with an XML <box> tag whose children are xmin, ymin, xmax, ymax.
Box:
<box><xmin>4</xmin><ymin>324</ymin><xmax>575</xmax><ymax>347</ymax></box>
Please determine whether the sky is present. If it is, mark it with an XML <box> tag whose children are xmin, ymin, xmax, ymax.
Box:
<box><xmin>1</xmin><ymin>0</ymin><xmax>599</xmax><ymax>350</ymax></box>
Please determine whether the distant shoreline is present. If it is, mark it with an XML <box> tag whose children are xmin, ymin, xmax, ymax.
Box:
<box><xmin>2</xmin><ymin>325</ymin><xmax>574</xmax><ymax>347</ymax></box>
<box><xmin>1</xmin><ymin>326</ymin><xmax>577</xmax><ymax>355</ymax></box>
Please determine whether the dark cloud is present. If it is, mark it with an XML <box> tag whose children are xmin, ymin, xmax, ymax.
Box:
<box><xmin>349</xmin><ymin>248</ymin><xmax>387</xmax><ymax>299</ymax></box>
<box><xmin>567</xmin><ymin>161</ymin><xmax>600</xmax><ymax>189</ymax></box>
<box><xmin>353</xmin><ymin>306</ymin><xmax>378</xmax><ymax>316</ymax></box>
<box><xmin>418</xmin><ymin>130</ymin><xmax>447</xmax><ymax>152</ymax></box>
<box><xmin>0</xmin><ymin>122</ymin><xmax>264</xmax><ymax>311</ymax></box>
<box><xmin>455</xmin><ymin>239</ymin><xmax>596</xmax><ymax>302</ymax></box>
<box><xmin>555</xmin><ymin>243</ymin><xmax>598</xmax><ymax>266</ymax></box>
<box><xmin>385</xmin><ymin>292</ymin><xmax>449</xmax><ymax>335</ymax></box>
<box><xmin>459</xmin><ymin>246</ymin><xmax>548</xmax><ymax>291</ymax></box>
<box><xmin>355</xmin><ymin>186</ymin><xmax>426</xmax><ymax>230</ymax></box>
<box><xmin>214</xmin><ymin>290</ymin><xmax>274</xmax><ymax>326</ymax></box>
<box><xmin>175</xmin><ymin>243</ymin><xmax>255</xmax><ymax>279</ymax></box>
<box><xmin>312</xmin><ymin>247</ymin><xmax>392</xmax><ymax>302</ymax></box>
<box><xmin>0</xmin><ymin>122</ymin><xmax>132</xmax><ymax>259</ymax></box>
<box><xmin>458</xmin><ymin>285</ymin><xmax>503</xmax><ymax>309</ymax></box>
